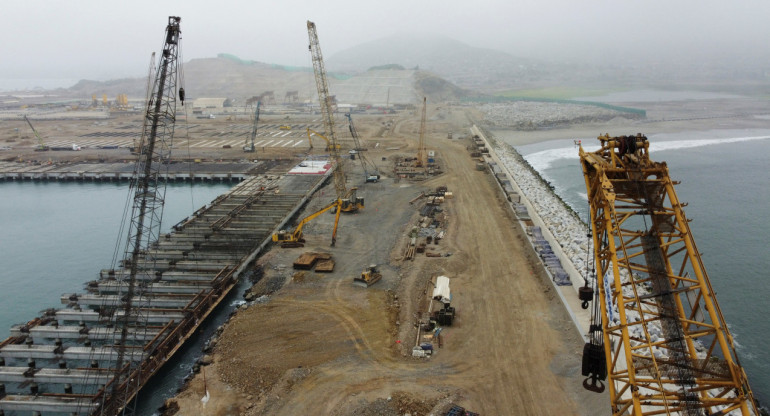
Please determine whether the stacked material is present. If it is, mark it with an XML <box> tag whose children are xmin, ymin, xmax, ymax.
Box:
<box><xmin>492</xmin><ymin>142</ymin><xmax>591</xmax><ymax>284</ymax></box>
<box><xmin>529</xmin><ymin>226</ymin><xmax>571</xmax><ymax>286</ymax></box>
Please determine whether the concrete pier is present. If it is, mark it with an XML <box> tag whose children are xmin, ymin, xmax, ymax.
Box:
<box><xmin>0</xmin><ymin>166</ymin><xmax>330</xmax><ymax>414</ymax></box>
<box><xmin>0</xmin><ymin>161</ymin><xmax>257</xmax><ymax>182</ymax></box>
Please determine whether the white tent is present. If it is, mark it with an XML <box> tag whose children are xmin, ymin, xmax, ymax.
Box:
<box><xmin>432</xmin><ymin>275</ymin><xmax>451</xmax><ymax>304</ymax></box>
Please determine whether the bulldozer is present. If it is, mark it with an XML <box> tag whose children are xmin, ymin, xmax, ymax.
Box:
<box><xmin>353</xmin><ymin>264</ymin><xmax>382</xmax><ymax>287</ymax></box>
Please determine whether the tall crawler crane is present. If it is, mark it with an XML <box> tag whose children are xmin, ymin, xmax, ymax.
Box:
<box><xmin>307</xmin><ymin>20</ymin><xmax>362</xmax><ymax>245</ymax></box>
<box><xmin>97</xmin><ymin>16</ymin><xmax>184</xmax><ymax>415</ymax></box>
<box><xmin>24</xmin><ymin>115</ymin><xmax>49</xmax><ymax>151</ymax></box>
<box><xmin>579</xmin><ymin>134</ymin><xmax>757</xmax><ymax>416</ymax></box>
<box><xmin>345</xmin><ymin>112</ymin><xmax>380</xmax><ymax>182</ymax></box>
<box><xmin>243</xmin><ymin>100</ymin><xmax>260</xmax><ymax>152</ymax></box>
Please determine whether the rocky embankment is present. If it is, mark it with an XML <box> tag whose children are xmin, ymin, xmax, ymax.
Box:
<box><xmin>490</xmin><ymin>140</ymin><xmax>592</xmax><ymax>283</ymax></box>
<box><xmin>480</xmin><ymin>102</ymin><xmax>632</xmax><ymax>130</ymax></box>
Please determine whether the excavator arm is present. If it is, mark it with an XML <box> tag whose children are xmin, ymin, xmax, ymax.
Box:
<box><xmin>273</xmin><ymin>198</ymin><xmax>342</xmax><ymax>246</ymax></box>
<box><xmin>290</xmin><ymin>200</ymin><xmax>338</xmax><ymax>240</ymax></box>
<box><xmin>307</xmin><ymin>128</ymin><xmax>339</xmax><ymax>151</ymax></box>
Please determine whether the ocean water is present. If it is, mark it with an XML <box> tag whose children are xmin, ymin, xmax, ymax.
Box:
<box><xmin>513</xmin><ymin>130</ymin><xmax>770</xmax><ymax>405</ymax></box>
<box><xmin>0</xmin><ymin>181</ymin><xmax>238</xmax><ymax>414</ymax></box>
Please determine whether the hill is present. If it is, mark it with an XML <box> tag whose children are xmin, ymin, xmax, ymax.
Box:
<box><xmin>42</xmin><ymin>54</ymin><xmax>471</xmax><ymax>105</ymax></box>
<box><xmin>326</xmin><ymin>34</ymin><xmax>543</xmax><ymax>91</ymax></box>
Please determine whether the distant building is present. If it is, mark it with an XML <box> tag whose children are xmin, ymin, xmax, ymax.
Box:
<box><xmin>192</xmin><ymin>97</ymin><xmax>227</xmax><ymax>109</ymax></box>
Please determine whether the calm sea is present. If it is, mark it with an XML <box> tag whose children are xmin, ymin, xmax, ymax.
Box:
<box><xmin>0</xmin><ymin>181</ymin><xmax>243</xmax><ymax>414</ymax></box>
<box><xmin>511</xmin><ymin>130</ymin><xmax>770</xmax><ymax>405</ymax></box>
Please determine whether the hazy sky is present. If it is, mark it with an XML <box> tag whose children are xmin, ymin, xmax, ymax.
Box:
<box><xmin>2</xmin><ymin>0</ymin><xmax>769</xmax><ymax>84</ymax></box>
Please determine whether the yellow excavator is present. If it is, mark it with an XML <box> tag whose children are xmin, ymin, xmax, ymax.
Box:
<box><xmin>272</xmin><ymin>199</ymin><xmax>342</xmax><ymax>247</ymax></box>
<box><xmin>306</xmin><ymin>128</ymin><xmax>340</xmax><ymax>151</ymax></box>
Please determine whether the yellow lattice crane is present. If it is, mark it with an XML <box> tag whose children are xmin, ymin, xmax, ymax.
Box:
<box><xmin>307</xmin><ymin>20</ymin><xmax>363</xmax><ymax>237</ymax></box>
<box><xmin>579</xmin><ymin>134</ymin><xmax>758</xmax><ymax>416</ymax></box>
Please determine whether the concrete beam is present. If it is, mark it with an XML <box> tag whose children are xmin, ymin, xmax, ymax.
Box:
<box><xmin>94</xmin><ymin>281</ymin><xmax>210</xmax><ymax>295</ymax></box>
<box><xmin>61</xmin><ymin>293</ymin><xmax>196</xmax><ymax>308</ymax></box>
<box><xmin>0</xmin><ymin>394</ymin><xmax>98</xmax><ymax>413</ymax></box>
<box><xmin>1</xmin><ymin>345</ymin><xmax>143</xmax><ymax>361</ymax></box>
<box><xmin>56</xmin><ymin>308</ymin><xmax>185</xmax><ymax>324</ymax></box>
<box><xmin>0</xmin><ymin>366</ymin><xmax>113</xmax><ymax>384</ymax></box>
<box><xmin>17</xmin><ymin>326</ymin><xmax>160</xmax><ymax>342</ymax></box>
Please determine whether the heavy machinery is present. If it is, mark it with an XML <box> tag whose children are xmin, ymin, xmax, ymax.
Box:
<box><xmin>353</xmin><ymin>264</ymin><xmax>382</xmax><ymax>287</ymax></box>
<box><xmin>272</xmin><ymin>200</ymin><xmax>341</xmax><ymax>247</ymax></box>
<box><xmin>307</xmin><ymin>127</ymin><xmax>340</xmax><ymax>151</ymax></box>
<box><xmin>23</xmin><ymin>115</ymin><xmax>49</xmax><ymax>151</ymax></box>
<box><xmin>308</xmin><ymin>20</ymin><xmax>364</xmax><ymax>221</ymax></box>
<box><xmin>579</xmin><ymin>134</ymin><xmax>758</xmax><ymax>416</ymax></box>
<box><xmin>243</xmin><ymin>101</ymin><xmax>260</xmax><ymax>152</ymax></box>
<box><xmin>346</xmin><ymin>113</ymin><xmax>380</xmax><ymax>182</ymax></box>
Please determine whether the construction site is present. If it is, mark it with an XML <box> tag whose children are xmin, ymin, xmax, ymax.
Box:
<box><xmin>0</xmin><ymin>16</ymin><xmax>765</xmax><ymax>416</ymax></box>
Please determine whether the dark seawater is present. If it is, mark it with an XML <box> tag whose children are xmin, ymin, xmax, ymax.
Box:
<box><xmin>0</xmin><ymin>181</ymin><xmax>238</xmax><ymax>414</ymax></box>
<box><xmin>514</xmin><ymin>131</ymin><xmax>770</xmax><ymax>405</ymax></box>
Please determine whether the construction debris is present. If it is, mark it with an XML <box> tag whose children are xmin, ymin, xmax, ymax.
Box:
<box><xmin>315</xmin><ymin>258</ymin><xmax>335</xmax><ymax>273</ymax></box>
<box><xmin>292</xmin><ymin>252</ymin><xmax>333</xmax><ymax>270</ymax></box>
<box><xmin>403</xmin><ymin>186</ymin><xmax>451</xmax><ymax>260</ymax></box>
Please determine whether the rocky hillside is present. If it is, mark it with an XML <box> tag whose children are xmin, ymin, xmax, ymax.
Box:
<box><xmin>47</xmin><ymin>54</ymin><xmax>471</xmax><ymax>105</ymax></box>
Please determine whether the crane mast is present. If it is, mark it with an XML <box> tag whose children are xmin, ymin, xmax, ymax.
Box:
<box><xmin>579</xmin><ymin>134</ymin><xmax>757</xmax><ymax>416</ymax></box>
<box><xmin>100</xmin><ymin>16</ymin><xmax>183</xmax><ymax>415</ymax></box>
<box><xmin>244</xmin><ymin>101</ymin><xmax>260</xmax><ymax>152</ymax></box>
<box><xmin>416</xmin><ymin>96</ymin><xmax>427</xmax><ymax>169</ymax></box>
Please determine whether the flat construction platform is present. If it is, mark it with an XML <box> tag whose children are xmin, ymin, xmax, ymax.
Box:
<box><xmin>170</xmin><ymin>107</ymin><xmax>608</xmax><ymax>416</ymax></box>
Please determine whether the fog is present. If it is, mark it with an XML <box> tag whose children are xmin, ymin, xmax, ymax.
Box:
<box><xmin>2</xmin><ymin>0</ymin><xmax>769</xmax><ymax>83</ymax></box>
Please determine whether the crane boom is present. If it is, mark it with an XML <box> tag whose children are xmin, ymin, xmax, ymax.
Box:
<box><xmin>244</xmin><ymin>101</ymin><xmax>260</xmax><ymax>152</ymax></box>
<box><xmin>579</xmin><ymin>134</ymin><xmax>757</xmax><ymax>416</ymax></box>
<box><xmin>24</xmin><ymin>115</ymin><xmax>48</xmax><ymax>151</ymax></box>
<box><xmin>307</xmin><ymin>20</ymin><xmax>346</xmax><ymax>199</ymax></box>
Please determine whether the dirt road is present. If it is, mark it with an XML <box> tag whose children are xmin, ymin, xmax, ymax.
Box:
<box><xmin>170</xmin><ymin>108</ymin><xmax>608</xmax><ymax>415</ymax></box>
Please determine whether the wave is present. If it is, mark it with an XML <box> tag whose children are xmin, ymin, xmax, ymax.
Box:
<box><xmin>523</xmin><ymin>135</ymin><xmax>770</xmax><ymax>172</ymax></box>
